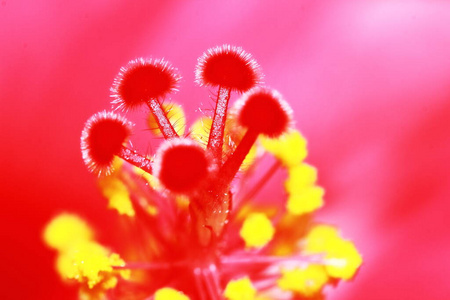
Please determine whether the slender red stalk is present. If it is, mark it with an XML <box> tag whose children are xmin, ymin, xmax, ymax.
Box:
<box><xmin>219</xmin><ymin>128</ymin><xmax>259</xmax><ymax>189</ymax></box>
<box><xmin>207</xmin><ymin>86</ymin><xmax>231</xmax><ymax>164</ymax></box>
<box><xmin>118</xmin><ymin>147</ymin><xmax>153</xmax><ymax>174</ymax></box>
<box><xmin>194</xmin><ymin>268</ymin><xmax>207</xmax><ymax>300</ymax></box>
<box><xmin>147</xmin><ymin>99</ymin><xmax>179</xmax><ymax>139</ymax></box>
<box><xmin>235</xmin><ymin>160</ymin><xmax>281</xmax><ymax>206</ymax></box>
<box><xmin>201</xmin><ymin>268</ymin><xmax>221</xmax><ymax>300</ymax></box>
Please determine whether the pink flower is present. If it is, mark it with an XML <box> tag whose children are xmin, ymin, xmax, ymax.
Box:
<box><xmin>2</xmin><ymin>2</ymin><xmax>450</xmax><ymax>299</ymax></box>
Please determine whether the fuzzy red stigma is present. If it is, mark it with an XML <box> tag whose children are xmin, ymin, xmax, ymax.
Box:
<box><xmin>218</xmin><ymin>88</ymin><xmax>292</xmax><ymax>186</ymax></box>
<box><xmin>111</xmin><ymin>58</ymin><xmax>181</xmax><ymax>111</ymax></box>
<box><xmin>154</xmin><ymin>139</ymin><xmax>210</xmax><ymax>194</ymax></box>
<box><xmin>195</xmin><ymin>45</ymin><xmax>262</xmax><ymax>93</ymax></box>
<box><xmin>81</xmin><ymin>111</ymin><xmax>132</xmax><ymax>175</ymax></box>
<box><xmin>236</xmin><ymin>87</ymin><xmax>292</xmax><ymax>138</ymax></box>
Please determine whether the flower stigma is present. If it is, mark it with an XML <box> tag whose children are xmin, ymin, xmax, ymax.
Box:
<box><xmin>44</xmin><ymin>45</ymin><xmax>362</xmax><ymax>300</ymax></box>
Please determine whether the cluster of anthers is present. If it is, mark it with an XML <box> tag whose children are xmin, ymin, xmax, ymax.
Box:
<box><xmin>44</xmin><ymin>45</ymin><xmax>362</xmax><ymax>300</ymax></box>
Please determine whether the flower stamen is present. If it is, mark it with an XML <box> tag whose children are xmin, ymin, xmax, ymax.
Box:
<box><xmin>196</xmin><ymin>45</ymin><xmax>262</xmax><ymax>165</ymax></box>
<box><xmin>111</xmin><ymin>58</ymin><xmax>181</xmax><ymax>140</ymax></box>
<box><xmin>219</xmin><ymin>87</ymin><xmax>292</xmax><ymax>188</ymax></box>
<box><xmin>81</xmin><ymin>111</ymin><xmax>153</xmax><ymax>175</ymax></box>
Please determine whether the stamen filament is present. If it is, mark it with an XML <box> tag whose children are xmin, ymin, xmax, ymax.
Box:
<box><xmin>207</xmin><ymin>86</ymin><xmax>231</xmax><ymax>164</ymax></box>
<box><xmin>219</xmin><ymin>128</ymin><xmax>259</xmax><ymax>187</ymax></box>
<box><xmin>119</xmin><ymin>147</ymin><xmax>153</xmax><ymax>174</ymax></box>
<box><xmin>252</xmin><ymin>277</ymin><xmax>280</xmax><ymax>292</ymax></box>
<box><xmin>201</xmin><ymin>267</ymin><xmax>221</xmax><ymax>300</ymax></box>
<box><xmin>147</xmin><ymin>99</ymin><xmax>179</xmax><ymax>139</ymax></box>
<box><xmin>122</xmin><ymin>184</ymin><xmax>173</xmax><ymax>249</ymax></box>
<box><xmin>208</xmin><ymin>264</ymin><xmax>222</xmax><ymax>296</ymax></box>
<box><xmin>194</xmin><ymin>268</ymin><xmax>208</xmax><ymax>300</ymax></box>
<box><xmin>114</xmin><ymin>261</ymin><xmax>187</xmax><ymax>270</ymax></box>
<box><xmin>237</xmin><ymin>160</ymin><xmax>281</xmax><ymax>204</ymax></box>
<box><xmin>222</xmin><ymin>254</ymin><xmax>322</xmax><ymax>266</ymax></box>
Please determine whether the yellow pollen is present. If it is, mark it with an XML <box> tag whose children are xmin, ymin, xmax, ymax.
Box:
<box><xmin>98</xmin><ymin>175</ymin><xmax>135</xmax><ymax>217</ymax></box>
<box><xmin>44</xmin><ymin>214</ymin><xmax>129</xmax><ymax>291</ymax></box>
<box><xmin>284</xmin><ymin>163</ymin><xmax>318</xmax><ymax>193</ymax></box>
<box><xmin>277</xmin><ymin>265</ymin><xmax>329</xmax><ymax>297</ymax></box>
<box><xmin>154</xmin><ymin>287</ymin><xmax>190</xmax><ymax>300</ymax></box>
<box><xmin>324</xmin><ymin>239</ymin><xmax>362</xmax><ymax>280</ymax></box>
<box><xmin>240</xmin><ymin>213</ymin><xmax>275</xmax><ymax>248</ymax></box>
<box><xmin>43</xmin><ymin>213</ymin><xmax>93</xmax><ymax>251</ymax></box>
<box><xmin>56</xmin><ymin>242</ymin><xmax>127</xmax><ymax>289</ymax></box>
<box><xmin>224</xmin><ymin>277</ymin><xmax>256</xmax><ymax>300</ymax></box>
<box><xmin>190</xmin><ymin>116</ymin><xmax>212</xmax><ymax>146</ymax></box>
<box><xmin>305</xmin><ymin>225</ymin><xmax>363</xmax><ymax>280</ymax></box>
<box><xmin>286</xmin><ymin>186</ymin><xmax>324</xmax><ymax>215</ymax></box>
<box><xmin>304</xmin><ymin>225</ymin><xmax>340</xmax><ymax>253</ymax></box>
<box><xmin>260</xmin><ymin>130</ymin><xmax>307</xmax><ymax>168</ymax></box>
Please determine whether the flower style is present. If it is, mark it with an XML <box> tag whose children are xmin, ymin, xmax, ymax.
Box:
<box><xmin>44</xmin><ymin>45</ymin><xmax>362</xmax><ymax>300</ymax></box>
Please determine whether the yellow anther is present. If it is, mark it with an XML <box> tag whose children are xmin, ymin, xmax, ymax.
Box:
<box><xmin>240</xmin><ymin>213</ymin><xmax>275</xmax><ymax>248</ymax></box>
<box><xmin>277</xmin><ymin>265</ymin><xmax>328</xmax><ymax>297</ymax></box>
<box><xmin>224</xmin><ymin>277</ymin><xmax>256</xmax><ymax>300</ymax></box>
<box><xmin>260</xmin><ymin>130</ymin><xmax>307</xmax><ymax>168</ymax></box>
<box><xmin>284</xmin><ymin>163</ymin><xmax>317</xmax><ymax>193</ymax></box>
<box><xmin>56</xmin><ymin>241</ymin><xmax>127</xmax><ymax>289</ymax></box>
<box><xmin>286</xmin><ymin>186</ymin><xmax>324</xmax><ymax>215</ymax></box>
<box><xmin>304</xmin><ymin>225</ymin><xmax>340</xmax><ymax>253</ymax></box>
<box><xmin>190</xmin><ymin>116</ymin><xmax>212</xmax><ymax>147</ymax></box>
<box><xmin>98</xmin><ymin>175</ymin><xmax>135</xmax><ymax>217</ymax></box>
<box><xmin>43</xmin><ymin>213</ymin><xmax>93</xmax><ymax>251</ymax></box>
<box><xmin>44</xmin><ymin>214</ymin><xmax>129</xmax><ymax>291</ymax></box>
<box><xmin>154</xmin><ymin>287</ymin><xmax>190</xmax><ymax>300</ymax></box>
<box><xmin>324</xmin><ymin>239</ymin><xmax>362</xmax><ymax>280</ymax></box>
<box><xmin>304</xmin><ymin>225</ymin><xmax>362</xmax><ymax>280</ymax></box>
<box><xmin>148</xmin><ymin>103</ymin><xmax>186</xmax><ymax>136</ymax></box>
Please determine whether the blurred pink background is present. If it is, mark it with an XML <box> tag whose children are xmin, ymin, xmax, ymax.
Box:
<box><xmin>1</xmin><ymin>1</ymin><xmax>450</xmax><ymax>299</ymax></box>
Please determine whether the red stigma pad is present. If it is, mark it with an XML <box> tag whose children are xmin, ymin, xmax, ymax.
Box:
<box><xmin>81</xmin><ymin>112</ymin><xmax>132</xmax><ymax>175</ymax></box>
<box><xmin>155</xmin><ymin>140</ymin><xmax>210</xmax><ymax>193</ymax></box>
<box><xmin>237</xmin><ymin>87</ymin><xmax>292</xmax><ymax>138</ymax></box>
<box><xmin>196</xmin><ymin>45</ymin><xmax>261</xmax><ymax>93</ymax></box>
<box><xmin>111</xmin><ymin>58</ymin><xmax>181</xmax><ymax>111</ymax></box>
